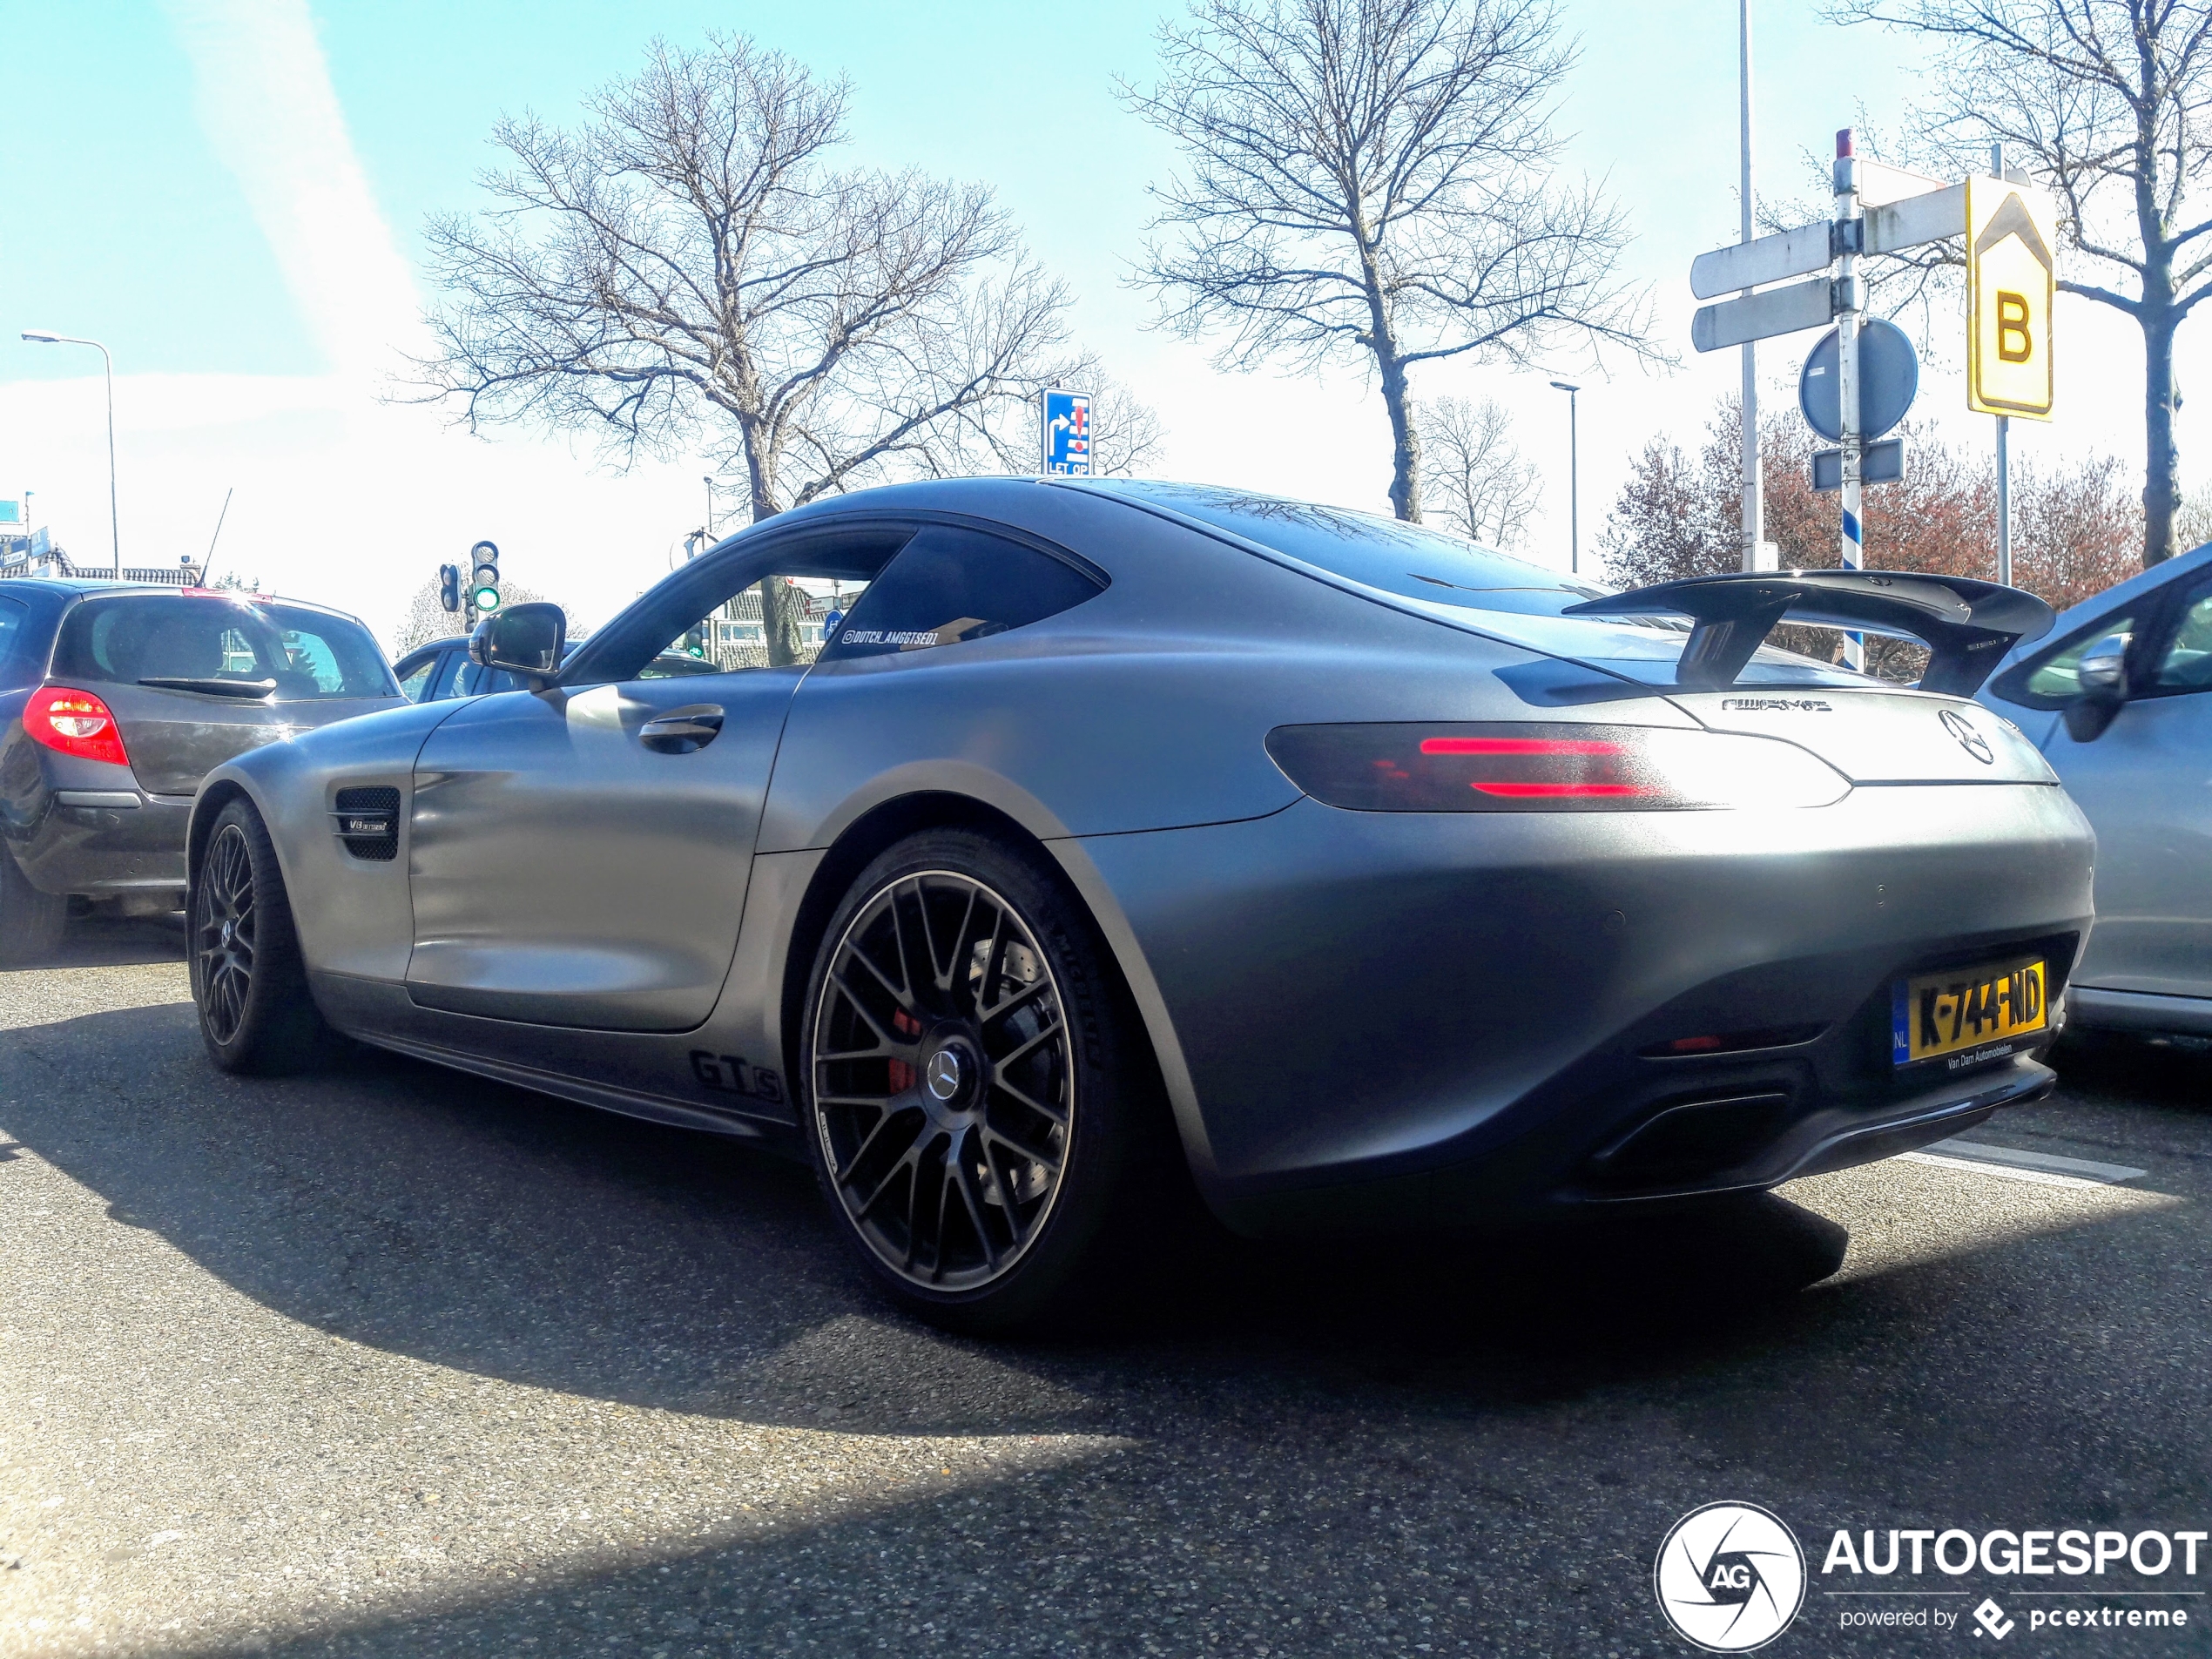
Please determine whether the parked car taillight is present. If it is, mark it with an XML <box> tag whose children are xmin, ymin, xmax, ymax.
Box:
<box><xmin>25</xmin><ymin>686</ymin><xmax>132</xmax><ymax>769</ymax></box>
<box><xmin>1265</xmin><ymin>723</ymin><xmax>1850</xmax><ymax>811</ymax></box>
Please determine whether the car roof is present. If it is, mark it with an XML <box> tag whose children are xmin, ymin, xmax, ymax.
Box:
<box><xmin>1</xmin><ymin>577</ymin><xmax>363</xmax><ymax>618</ymax></box>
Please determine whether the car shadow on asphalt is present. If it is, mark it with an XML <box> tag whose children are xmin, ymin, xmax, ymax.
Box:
<box><xmin>10</xmin><ymin>1001</ymin><xmax>2206</xmax><ymax>1656</ymax></box>
<box><xmin>188</xmin><ymin>1177</ymin><xmax>2211</xmax><ymax>1659</ymax></box>
<box><xmin>25</xmin><ymin>911</ymin><xmax>187</xmax><ymax>970</ymax></box>
<box><xmin>0</xmin><ymin>998</ymin><xmax>1874</xmax><ymax>1430</ymax></box>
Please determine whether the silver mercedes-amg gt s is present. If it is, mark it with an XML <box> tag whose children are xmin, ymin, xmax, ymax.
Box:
<box><xmin>185</xmin><ymin>477</ymin><xmax>2094</xmax><ymax>1330</ymax></box>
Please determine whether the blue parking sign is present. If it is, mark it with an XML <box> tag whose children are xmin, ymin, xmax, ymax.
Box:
<box><xmin>1041</xmin><ymin>388</ymin><xmax>1092</xmax><ymax>475</ymax></box>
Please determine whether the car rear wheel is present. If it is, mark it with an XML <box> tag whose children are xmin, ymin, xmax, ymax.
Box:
<box><xmin>189</xmin><ymin>799</ymin><xmax>330</xmax><ymax>1074</ymax></box>
<box><xmin>0</xmin><ymin>845</ymin><xmax>67</xmax><ymax>967</ymax></box>
<box><xmin>801</xmin><ymin>830</ymin><xmax>1169</xmax><ymax>1333</ymax></box>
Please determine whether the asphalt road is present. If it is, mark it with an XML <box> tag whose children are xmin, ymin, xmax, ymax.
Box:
<box><xmin>3</xmin><ymin>918</ymin><xmax>2210</xmax><ymax>1657</ymax></box>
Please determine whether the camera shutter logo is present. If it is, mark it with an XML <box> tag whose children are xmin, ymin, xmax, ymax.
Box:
<box><xmin>1654</xmin><ymin>1502</ymin><xmax>1806</xmax><ymax>1652</ymax></box>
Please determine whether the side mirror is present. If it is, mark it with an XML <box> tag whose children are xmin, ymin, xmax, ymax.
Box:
<box><xmin>2062</xmin><ymin>631</ymin><xmax>2130</xmax><ymax>743</ymax></box>
<box><xmin>469</xmin><ymin>602</ymin><xmax>566</xmax><ymax>687</ymax></box>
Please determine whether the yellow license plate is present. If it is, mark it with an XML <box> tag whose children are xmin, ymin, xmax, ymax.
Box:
<box><xmin>1892</xmin><ymin>958</ymin><xmax>2048</xmax><ymax>1066</ymax></box>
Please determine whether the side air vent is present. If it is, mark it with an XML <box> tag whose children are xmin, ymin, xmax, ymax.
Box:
<box><xmin>332</xmin><ymin>786</ymin><xmax>401</xmax><ymax>862</ymax></box>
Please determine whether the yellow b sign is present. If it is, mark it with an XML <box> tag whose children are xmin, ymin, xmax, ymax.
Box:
<box><xmin>1966</xmin><ymin>177</ymin><xmax>2057</xmax><ymax>419</ymax></box>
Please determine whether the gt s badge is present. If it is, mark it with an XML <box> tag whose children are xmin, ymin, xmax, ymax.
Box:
<box><xmin>1720</xmin><ymin>698</ymin><xmax>1832</xmax><ymax>711</ymax></box>
<box><xmin>691</xmin><ymin>1050</ymin><xmax>783</xmax><ymax>1103</ymax></box>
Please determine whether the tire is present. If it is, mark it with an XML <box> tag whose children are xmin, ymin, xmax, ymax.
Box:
<box><xmin>0</xmin><ymin>843</ymin><xmax>68</xmax><ymax>967</ymax></box>
<box><xmin>799</xmin><ymin>829</ymin><xmax>1174</xmax><ymax>1333</ymax></box>
<box><xmin>188</xmin><ymin>799</ymin><xmax>331</xmax><ymax>1075</ymax></box>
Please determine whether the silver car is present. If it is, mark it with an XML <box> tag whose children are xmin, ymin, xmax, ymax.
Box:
<box><xmin>1979</xmin><ymin>541</ymin><xmax>2212</xmax><ymax>1037</ymax></box>
<box><xmin>182</xmin><ymin>479</ymin><xmax>2094</xmax><ymax>1330</ymax></box>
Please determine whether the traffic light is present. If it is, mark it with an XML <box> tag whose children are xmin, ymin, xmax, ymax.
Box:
<box><xmin>469</xmin><ymin>541</ymin><xmax>501</xmax><ymax>614</ymax></box>
<box><xmin>681</xmin><ymin>624</ymin><xmax>708</xmax><ymax>658</ymax></box>
<box><xmin>437</xmin><ymin>564</ymin><xmax>461</xmax><ymax>613</ymax></box>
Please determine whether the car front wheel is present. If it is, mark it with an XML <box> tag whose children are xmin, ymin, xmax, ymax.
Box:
<box><xmin>800</xmin><ymin>829</ymin><xmax>1169</xmax><ymax>1332</ymax></box>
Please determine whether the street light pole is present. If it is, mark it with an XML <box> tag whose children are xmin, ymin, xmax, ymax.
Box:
<box><xmin>1738</xmin><ymin>0</ymin><xmax>1764</xmax><ymax>574</ymax></box>
<box><xmin>21</xmin><ymin>331</ymin><xmax>119</xmax><ymax>577</ymax></box>
<box><xmin>1548</xmin><ymin>381</ymin><xmax>1581</xmax><ymax>575</ymax></box>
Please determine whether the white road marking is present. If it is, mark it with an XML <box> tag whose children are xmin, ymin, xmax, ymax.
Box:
<box><xmin>1898</xmin><ymin>1152</ymin><xmax>2109</xmax><ymax>1190</ymax></box>
<box><xmin>1928</xmin><ymin>1138</ymin><xmax>2148</xmax><ymax>1184</ymax></box>
<box><xmin>1898</xmin><ymin>1139</ymin><xmax>2149</xmax><ymax>1189</ymax></box>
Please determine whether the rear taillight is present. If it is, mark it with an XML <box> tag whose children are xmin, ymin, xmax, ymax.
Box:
<box><xmin>1265</xmin><ymin>723</ymin><xmax>1849</xmax><ymax>811</ymax></box>
<box><xmin>25</xmin><ymin>686</ymin><xmax>132</xmax><ymax>769</ymax></box>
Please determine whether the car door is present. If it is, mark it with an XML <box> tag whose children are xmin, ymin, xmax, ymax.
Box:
<box><xmin>2043</xmin><ymin>570</ymin><xmax>2212</xmax><ymax>999</ymax></box>
<box><xmin>402</xmin><ymin>532</ymin><xmax>894</xmax><ymax>1032</ymax></box>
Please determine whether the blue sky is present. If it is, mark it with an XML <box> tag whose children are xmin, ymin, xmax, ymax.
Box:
<box><xmin>0</xmin><ymin>0</ymin><xmax>2176</xmax><ymax>640</ymax></box>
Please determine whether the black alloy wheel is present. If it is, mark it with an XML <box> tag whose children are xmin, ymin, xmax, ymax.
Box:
<box><xmin>187</xmin><ymin>798</ymin><xmax>328</xmax><ymax>1074</ymax></box>
<box><xmin>802</xmin><ymin>830</ymin><xmax>1176</xmax><ymax>1332</ymax></box>
<box><xmin>813</xmin><ymin>868</ymin><xmax>1072</xmax><ymax>1290</ymax></box>
<box><xmin>194</xmin><ymin>822</ymin><xmax>257</xmax><ymax>1044</ymax></box>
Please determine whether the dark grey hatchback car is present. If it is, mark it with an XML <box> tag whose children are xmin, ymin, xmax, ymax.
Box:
<box><xmin>0</xmin><ymin>580</ymin><xmax>400</xmax><ymax>961</ymax></box>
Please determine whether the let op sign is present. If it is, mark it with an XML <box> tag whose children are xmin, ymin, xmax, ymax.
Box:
<box><xmin>1041</xmin><ymin>388</ymin><xmax>1092</xmax><ymax>475</ymax></box>
<box><xmin>1967</xmin><ymin>178</ymin><xmax>2058</xmax><ymax>420</ymax></box>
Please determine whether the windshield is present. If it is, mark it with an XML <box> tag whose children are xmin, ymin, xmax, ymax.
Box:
<box><xmin>52</xmin><ymin>594</ymin><xmax>397</xmax><ymax>700</ymax></box>
<box><xmin>1093</xmin><ymin>481</ymin><xmax>1602</xmax><ymax>616</ymax></box>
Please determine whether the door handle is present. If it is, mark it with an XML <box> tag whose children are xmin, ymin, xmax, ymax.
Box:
<box><xmin>637</xmin><ymin>705</ymin><xmax>725</xmax><ymax>753</ymax></box>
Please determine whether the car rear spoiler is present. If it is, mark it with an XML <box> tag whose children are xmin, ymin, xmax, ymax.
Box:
<box><xmin>1560</xmin><ymin>570</ymin><xmax>2056</xmax><ymax>695</ymax></box>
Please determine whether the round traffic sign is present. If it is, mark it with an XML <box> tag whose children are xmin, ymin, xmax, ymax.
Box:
<box><xmin>1798</xmin><ymin>318</ymin><xmax>1919</xmax><ymax>443</ymax></box>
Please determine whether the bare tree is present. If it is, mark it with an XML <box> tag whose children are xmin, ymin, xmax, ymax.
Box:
<box><xmin>408</xmin><ymin>35</ymin><xmax>1085</xmax><ymax>654</ymax></box>
<box><xmin>1088</xmin><ymin>374</ymin><xmax>1170</xmax><ymax>477</ymax></box>
<box><xmin>2172</xmin><ymin>477</ymin><xmax>2212</xmax><ymax>549</ymax></box>
<box><xmin>1603</xmin><ymin>393</ymin><xmax>2140</xmax><ymax>615</ymax></box>
<box><xmin>1834</xmin><ymin>0</ymin><xmax>2212</xmax><ymax>567</ymax></box>
<box><xmin>1123</xmin><ymin>0</ymin><xmax>1656</xmax><ymax>522</ymax></box>
<box><xmin>1418</xmin><ymin>394</ymin><xmax>1541</xmax><ymax>542</ymax></box>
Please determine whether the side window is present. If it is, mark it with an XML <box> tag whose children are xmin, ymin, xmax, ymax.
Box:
<box><xmin>821</xmin><ymin>526</ymin><xmax>1103</xmax><ymax>662</ymax></box>
<box><xmin>2150</xmin><ymin>583</ymin><xmax>2212</xmax><ymax>694</ymax></box>
<box><xmin>645</xmin><ymin>572</ymin><xmax>872</xmax><ymax>676</ymax></box>
<box><xmin>433</xmin><ymin>651</ymin><xmax>475</xmax><ymax>700</ymax></box>
<box><xmin>561</xmin><ymin>528</ymin><xmax>907</xmax><ymax>688</ymax></box>
<box><xmin>0</xmin><ymin>594</ymin><xmax>29</xmax><ymax>689</ymax></box>
<box><xmin>396</xmin><ymin>653</ymin><xmax>438</xmax><ymax>701</ymax></box>
<box><xmin>473</xmin><ymin>664</ymin><xmax>537</xmax><ymax>694</ymax></box>
<box><xmin>2017</xmin><ymin>612</ymin><xmax>2139</xmax><ymax>705</ymax></box>
<box><xmin>50</xmin><ymin>597</ymin><xmax>393</xmax><ymax>700</ymax></box>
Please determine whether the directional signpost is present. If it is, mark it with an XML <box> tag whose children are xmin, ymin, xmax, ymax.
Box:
<box><xmin>1691</xmin><ymin>118</ymin><xmax>2067</xmax><ymax>628</ymax></box>
<box><xmin>1691</xmin><ymin>127</ymin><xmax>1979</xmax><ymax>666</ymax></box>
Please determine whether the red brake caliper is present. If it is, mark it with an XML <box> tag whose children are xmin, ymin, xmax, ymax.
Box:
<box><xmin>887</xmin><ymin>1008</ymin><xmax>922</xmax><ymax>1093</ymax></box>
